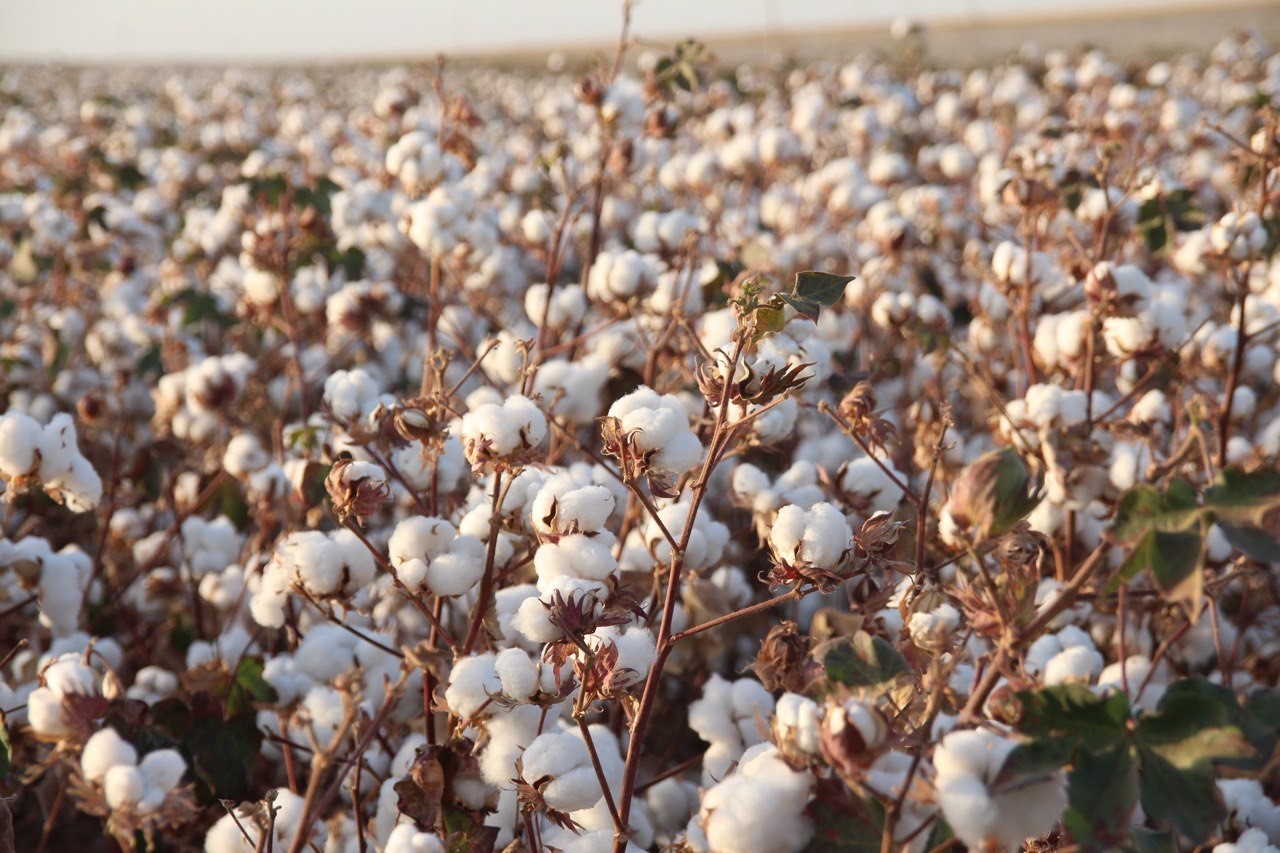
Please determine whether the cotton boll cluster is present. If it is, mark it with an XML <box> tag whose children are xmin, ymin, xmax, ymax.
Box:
<box><xmin>387</xmin><ymin>516</ymin><xmax>486</xmax><ymax>597</ymax></box>
<box><xmin>79</xmin><ymin>728</ymin><xmax>188</xmax><ymax>817</ymax></box>
<box><xmin>27</xmin><ymin>653</ymin><xmax>103</xmax><ymax>741</ymax></box>
<box><xmin>251</xmin><ymin>529</ymin><xmax>376</xmax><ymax>626</ymax></box>
<box><xmin>691</xmin><ymin>744</ymin><xmax>814</xmax><ymax>853</ymax></box>
<box><xmin>688</xmin><ymin>674</ymin><xmax>775</xmax><ymax>784</ymax></box>
<box><xmin>767</xmin><ymin>502</ymin><xmax>854</xmax><ymax>586</ymax></box>
<box><xmin>605</xmin><ymin>386</ymin><xmax>704</xmax><ymax>484</ymax></box>
<box><xmin>459</xmin><ymin>394</ymin><xmax>547</xmax><ymax>470</ymax></box>
<box><xmin>0</xmin><ymin>536</ymin><xmax>91</xmax><ymax>637</ymax></box>
<box><xmin>933</xmin><ymin>728</ymin><xmax>1067</xmax><ymax>851</ymax></box>
<box><xmin>0</xmin><ymin>411</ymin><xmax>103</xmax><ymax>511</ymax></box>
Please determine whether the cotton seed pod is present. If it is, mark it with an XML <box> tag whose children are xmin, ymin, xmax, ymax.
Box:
<box><xmin>819</xmin><ymin>698</ymin><xmax>888</xmax><ymax>775</ymax></box>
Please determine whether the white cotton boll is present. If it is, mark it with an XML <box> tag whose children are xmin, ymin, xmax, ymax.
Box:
<box><xmin>532</xmin><ymin>480</ymin><xmax>615</xmax><ymax>538</ymax></box>
<box><xmin>768</xmin><ymin>502</ymin><xmax>852</xmax><ymax>571</ymax></box>
<box><xmin>104</xmin><ymin>764</ymin><xmax>146</xmax><ymax>809</ymax></box>
<box><xmin>520</xmin><ymin>732</ymin><xmax>601</xmax><ymax>813</ymax></box>
<box><xmin>534</xmin><ymin>535</ymin><xmax>619</xmax><ymax>584</ymax></box>
<box><xmin>1043</xmin><ymin>644</ymin><xmax>1105</xmax><ymax>686</ymax></box>
<box><xmin>385</xmin><ymin>824</ymin><xmax>447</xmax><ymax>853</ymax></box>
<box><xmin>1130</xmin><ymin>389</ymin><xmax>1171</xmax><ymax>425</ymax></box>
<box><xmin>138</xmin><ymin>749</ymin><xmax>186</xmax><ymax>793</ymax></box>
<box><xmin>525</xmin><ymin>283</ymin><xmax>587</xmax><ymax>331</ymax></box>
<box><xmin>277</xmin><ymin>531</ymin><xmax>343</xmax><ymax>596</ymax></box>
<box><xmin>0</xmin><ymin>410</ymin><xmax>42</xmax><ymax>477</ymax></box>
<box><xmin>584</xmin><ymin>625</ymin><xmax>657</xmax><ymax>690</ymax></box>
<box><xmin>933</xmin><ymin>728</ymin><xmax>1066</xmax><ymax>852</ymax></box>
<box><xmin>1214</xmin><ymin>828</ymin><xmax>1279</xmax><ymax>853</ymax></box>
<box><xmin>1102</xmin><ymin>316</ymin><xmax>1151</xmax><ymax>357</ymax></box>
<box><xmin>774</xmin><ymin>693</ymin><xmax>822</xmax><ymax>754</ymax></box>
<box><xmin>494</xmin><ymin>648</ymin><xmax>540</xmax><ymax>702</ymax></box>
<box><xmin>390</xmin><ymin>516</ymin><xmax>456</xmax><ymax>567</ymax></box>
<box><xmin>839</xmin><ymin>457</ymin><xmax>906</xmax><ymax>512</ymax></box>
<box><xmin>909</xmin><ymin>603</ymin><xmax>961</xmax><ymax>652</ymax></box>
<box><xmin>479</xmin><ymin>704</ymin><xmax>546</xmax><ymax>789</ymax></box>
<box><xmin>36</xmin><ymin>413</ymin><xmax>78</xmax><ymax>480</ymax></box>
<box><xmin>426</xmin><ymin>544</ymin><xmax>486</xmax><ymax>597</ymax></box>
<box><xmin>82</xmin><ymin>728</ymin><xmax>138</xmax><ymax>782</ymax></box>
<box><xmin>445</xmin><ymin>653</ymin><xmax>500</xmax><ymax>720</ymax></box>
<box><xmin>1219</xmin><ymin>778</ymin><xmax>1280</xmax><ymax>842</ymax></box>
<box><xmin>607</xmin><ymin>386</ymin><xmax>704</xmax><ymax>479</ymax></box>
<box><xmin>700</xmin><ymin>745</ymin><xmax>813</xmax><ymax>853</ymax></box>
<box><xmin>688</xmin><ymin>675</ymin><xmax>774</xmax><ymax>752</ymax></box>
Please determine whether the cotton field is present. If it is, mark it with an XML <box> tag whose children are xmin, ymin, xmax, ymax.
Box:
<box><xmin>1</xmin><ymin>22</ymin><xmax>1280</xmax><ymax>853</ymax></box>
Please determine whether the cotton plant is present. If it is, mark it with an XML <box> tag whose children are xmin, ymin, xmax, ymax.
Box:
<box><xmin>2</xmin><ymin>27</ymin><xmax>1279</xmax><ymax>853</ymax></box>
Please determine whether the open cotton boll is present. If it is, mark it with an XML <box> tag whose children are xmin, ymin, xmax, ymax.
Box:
<box><xmin>908</xmin><ymin>603</ymin><xmax>961</xmax><ymax>652</ymax></box>
<box><xmin>323</xmin><ymin>368</ymin><xmax>383</xmax><ymax>424</ymax></box>
<box><xmin>104</xmin><ymin>765</ymin><xmax>146</xmax><ymax>809</ymax></box>
<box><xmin>643</xmin><ymin>500</ymin><xmax>728</xmax><ymax>573</ymax></box>
<box><xmin>1042</xmin><ymin>644</ymin><xmax>1105</xmax><ymax>685</ymax></box>
<box><xmin>933</xmin><ymin>728</ymin><xmax>1066</xmax><ymax>852</ymax></box>
<box><xmin>688</xmin><ymin>675</ymin><xmax>775</xmax><ymax>759</ymax></box>
<box><xmin>1214</xmin><ymin>828</ymin><xmax>1279</xmax><ymax>853</ymax></box>
<box><xmin>82</xmin><ymin>728</ymin><xmax>138</xmax><ymax>782</ymax></box>
<box><xmin>699</xmin><ymin>744</ymin><xmax>813</xmax><ymax>853</ymax></box>
<box><xmin>774</xmin><ymin>693</ymin><xmax>822</xmax><ymax>754</ymax></box>
<box><xmin>459</xmin><ymin>394</ymin><xmax>547</xmax><ymax>466</ymax></box>
<box><xmin>525</xmin><ymin>283</ymin><xmax>587</xmax><ymax>331</ymax></box>
<box><xmin>494</xmin><ymin>648</ymin><xmax>540</xmax><ymax>702</ymax></box>
<box><xmin>768</xmin><ymin>502</ymin><xmax>853</xmax><ymax>572</ymax></box>
<box><xmin>0</xmin><ymin>410</ymin><xmax>43</xmax><ymax>478</ymax></box>
<box><xmin>1219</xmin><ymin>778</ymin><xmax>1280</xmax><ymax>842</ymax></box>
<box><xmin>838</xmin><ymin>457</ymin><xmax>906</xmax><ymax>513</ymax></box>
<box><xmin>514</xmin><ymin>575</ymin><xmax>610</xmax><ymax>643</ymax></box>
<box><xmin>606</xmin><ymin>386</ymin><xmax>704</xmax><ymax>480</ymax></box>
<box><xmin>519</xmin><ymin>731</ymin><xmax>601</xmax><ymax>813</ymax></box>
<box><xmin>582</xmin><ymin>625</ymin><xmax>657</xmax><ymax>691</ymax></box>
<box><xmin>445</xmin><ymin>653</ymin><xmax>501</xmax><ymax>720</ymax></box>
<box><xmin>534</xmin><ymin>535</ymin><xmax>620</xmax><ymax>584</ymax></box>
<box><xmin>385</xmin><ymin>824</ymin><xmax>447</xmax><ymax>853</ymax></box>
<box><xmin>531</xmin><ymin>479</ymin><xmax>615</xmax><ymax>539</ymax></box>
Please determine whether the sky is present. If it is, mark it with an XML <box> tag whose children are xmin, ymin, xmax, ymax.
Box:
<box><xmin>0</xmin><ymin>0</ymin><xmax>1241</xmax><ymax>63</ymax></box>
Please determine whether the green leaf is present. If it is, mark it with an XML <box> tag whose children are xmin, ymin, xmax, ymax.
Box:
<box><xmin>794</xmin><ymin>270</ymin><xmax>855</xmax><ymax>308</ymax></box>
<box><xmin>819</xmin><ymin>632</ymin><xmax>911</xmax><ymax>689</ymax></box>
<box><xmin>754</xmin><ymin>304</ymin><xmax>786</xmax><ymax>334</ymax></box>
<box><xmin>804</xmin><ymin>780</ymin><xmax>884</xmax><ymax>852</ymax></box>
<box><xmin>1137</xmin><ymin>746</ymin><xmax>1224</xmax><ymax>842</ymax></box>
<box><xmin>1012</xmin><ymin>684</ymin><xmax>1129</xmax><ymax>752</ymax></box>
<box><xmin>1203</xmin><ymin>467</ymin><xmax>1280</xmax><ymax>527</ymax></box>
<box><xmin>777</xmin><ymin>293</ymin><xmax>822</xmax><ymax>321</ymax></box>
<box><xmin>1152</xmin><ymin>679</ymin><xmax>1276</xmax><ymax>771</ymax></box>
<box><xmin>1216</xmin><ymin>522</ymin><xmax>1280</xmax><ymax>561</ymax></box>
<box><xmin>1127</xmin><ymin>827</ymin><xmax>1179</xmax><ymax>853</ymax></box>
<box><xmin>1108</xmin><ymin>483</ymin><xmax>1200</xmax><ymax>546</ymax></box>
<box><xmin>1137</xmin><ymin>689</ymin><xmax>1254</xmax><ymax>769</ymax></box>
<box><xmin>1063</xmin><ymin>744</ymin><xmax>1139</xmax><ymax>852</ymax></box>
<box><xmin>992</xmin><ymin>737</ymin><xmax>1075</xmax><ymax>787</ymax></box>
<box><xmin>223</xmin><ymin>658</ymin><xmax>278</xmax><ymax>717</ymax></box>
<box><xmin>1114</xmin><ymin>529</ymin><xmax>1203</xmax><ymax>606</ymax></box>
